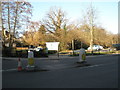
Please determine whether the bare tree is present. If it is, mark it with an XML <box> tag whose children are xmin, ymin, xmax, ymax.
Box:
<box><xmin>1</xmin><ymin>0</ymin><xmax>33</xmax><ymax>47</ymax></box>
<box><xmin>81</xmin><ymin>3</ymin><xmax>97</xmax><ymax>54</ymax></box>
<box><xmin>43</xmin><ymin>7</ymin><xmax>67</xmax><ymax>37</ymax></box>
<box><xmin>23</xmin><ymin>21</ymin><xmax>47</xmax><ymax>46</ymax></box>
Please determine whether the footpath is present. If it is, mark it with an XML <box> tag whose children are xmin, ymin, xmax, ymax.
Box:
<box><xmin>1</xmin><ymin>53</ymin><xmax>119</xmax><ymax>72</ymax></box>
<box><xmin>2</xmin><ymin>53</ymin><xmax>119</xmax><ymax>60</ymax></box>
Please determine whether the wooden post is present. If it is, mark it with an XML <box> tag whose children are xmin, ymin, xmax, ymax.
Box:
<box><xmin>72</xmin><ymin>40</ymin><xmax>74</xmax><ymax>55</ymax></box>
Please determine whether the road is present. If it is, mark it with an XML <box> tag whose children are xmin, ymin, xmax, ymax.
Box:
<box><xmin>2</xmin><ymin>54</ymin><xmax>119</xmax><ymax>88</ymax></box>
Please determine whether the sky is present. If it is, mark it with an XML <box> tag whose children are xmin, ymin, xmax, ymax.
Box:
<box><xmin>27</xmin><ymin>0</ymin><xmax>118</xmax><ymax>34</ymax></box>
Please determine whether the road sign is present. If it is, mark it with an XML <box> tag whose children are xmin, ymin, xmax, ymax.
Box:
<box><xmin>46</xmin><ymin>42</ymin><xmax>60</xmax><ymax>51</ymax></box>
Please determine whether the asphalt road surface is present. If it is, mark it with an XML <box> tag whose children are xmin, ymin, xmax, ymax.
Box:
<box><xmin>2</xmin><ymin>54</ymin><xmax>119</xmax><ymax>88</ymax></box>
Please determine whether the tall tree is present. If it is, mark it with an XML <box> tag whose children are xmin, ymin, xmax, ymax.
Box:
<box><xmin>23</xmin><ymin>21</ymin><xmax>46</xmax><ymax>46</ymax></box>
<box><xmin>38</xmin><ymin>25</ymin><xmax>46</xmax><ymax>34</ymax></box>
<box><xmin>1</xmin><ymin>0</ymin><xmax>33</xmax><ymax>47</ymax></box>
<box><xmin>81</xmin><ymin>3</ymin><xmax>97</xmax><ymax>53</ymax></box>
<box><xmin>43</xmin><ymin>7</ymin><xmax>67</xmax><ymax>37</ymax></box>
<box><xmin>43</xmin><ymin>7</ymin><xmax>70</xmax><ymax>50</ymax></box>
<box><xmin>0</xmin><ymin>1</ymin><xmax>4</xmax><ymax>41</ymax></box>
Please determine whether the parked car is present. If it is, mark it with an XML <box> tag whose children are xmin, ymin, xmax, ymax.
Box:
<box><xmin>34</xmin><ymin>46</ymin><xmax>43</xmax><ymax>51</ymax></box>
<box><xmin>87</xmin><ymin>45</ymin><xmax>103</xmax><ymax>51</ymax></box>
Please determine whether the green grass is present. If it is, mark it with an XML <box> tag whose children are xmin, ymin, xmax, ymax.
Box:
<box><xmin>65</xmin><ymin>50</ymin><xmax>118</xmax><ymax>56</ymax></box>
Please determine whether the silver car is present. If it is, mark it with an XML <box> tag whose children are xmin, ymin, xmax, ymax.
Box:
<box><xmin>87</xmin><ymin>45</ymin><xmax>103</xmax><ymax>51</ymax></box>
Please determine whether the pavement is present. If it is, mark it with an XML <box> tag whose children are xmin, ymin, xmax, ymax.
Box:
<box><xmin>1</xmin><ymin>53</ymin><xmax>119</xmax><ymax>72</ymax></box>
<box><xmin>2</xmin><ymin>53</ymin><xmax>119</xmax><ymax>60</ymax></box>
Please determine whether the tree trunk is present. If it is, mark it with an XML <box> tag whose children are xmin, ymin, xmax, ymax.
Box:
<box><xmin>13</xmin><ymin>1</ymin><xmax>19</xmax><ymax>38</ymax></box>
<box><xmin>72</xmin><ymin>40</ymin><xmax>74</xmax><ymax>55</ymax></box>
<box><xmin>90</xmin><ymin>6</ymin><xmax>94</xmax><ymax>55</ymax></box>
<box><xmin>90</xmin><ymin>26</ymin><xmax>94</xmax><ymax>54</ymax></box>
<box><xmin>0</xmin><ymin>1</ymin><xmax>4</xmax><ymax>39</ymax></box>
<box><xmin>7</xmin><ymin>2</ymin><xmax>12</xmax><ymax>47</ymax></box>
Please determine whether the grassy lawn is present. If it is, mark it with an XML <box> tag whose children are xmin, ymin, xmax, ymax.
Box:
<box><xmin>59</xmin><ymin>50</ymin><xmax>119</xmax><ymax>56</ymax></box>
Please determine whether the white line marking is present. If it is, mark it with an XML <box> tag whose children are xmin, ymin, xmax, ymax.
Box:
<box><xmin>79</xmin><ymin>63</ymin><xmax>114</xmax><ymax>69</ymax></box>
<box><xmin>1</xmin><ymin>69</ymin><xmax>17</xmax><ymax>72</ymax></box>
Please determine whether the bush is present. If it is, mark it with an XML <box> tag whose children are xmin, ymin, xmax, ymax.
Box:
<box><xmin>34</xmin><ymin>50</ymin><xmax>48</xmax><ymax>57</ymax></box>
<box><xmin>2</xmin><ymin>47</ymin><xmax>48</xmax><ymax>57</ymax></box>
<box><xmin>2</xmin><ymin>47</ymin><xmax>15</xmax><ymax>57</ymax></box>
<box><xmin>48</xmin><ymin>50</ymin><xmax>58</xmax><ymax>54</ymax></box>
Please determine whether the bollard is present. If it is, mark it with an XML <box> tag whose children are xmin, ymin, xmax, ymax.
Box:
<box><xmin>26</xmin><ymin>49</ymin><xmax>35</xmax><ymax>71</ymax></box>
<box><xmin>78</xmin><ymin>48</ymin><xmax>86</xmax><ymax>63</ymax></box>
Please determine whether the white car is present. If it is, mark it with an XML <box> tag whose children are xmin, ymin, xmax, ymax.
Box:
<box><xmin>87</xmin><ymin>45</ymin><xmax>103</xmax><ymax>51</ymax></box>
<box><xmin>35</xmin><ymin>46</ymin><xmax>43</xmax><ymax>51</ymax></box>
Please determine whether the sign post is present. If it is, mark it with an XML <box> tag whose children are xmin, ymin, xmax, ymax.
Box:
<box><xmin>46</xmin><ymin>42</ymin><xmax>60</xmax><ymax>59</ymax></box>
